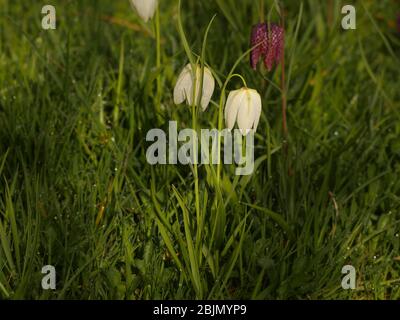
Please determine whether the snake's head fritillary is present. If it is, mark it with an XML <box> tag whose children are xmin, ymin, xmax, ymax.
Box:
<box><xmin>250</xmin><ymin>23</ymin><xmax>284</xmax><ymax>71</ymax></box>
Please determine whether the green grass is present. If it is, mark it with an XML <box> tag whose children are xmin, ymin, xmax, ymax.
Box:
<box><xmin>0</xmin><ymin>0</ymin><xmax>399</xmax><ymax>299</ymax></box>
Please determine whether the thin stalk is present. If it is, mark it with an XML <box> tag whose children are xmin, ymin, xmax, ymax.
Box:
<box><xmin>195</xmin><ymin>15</ymin><xmax>216</xmax><ymax>257</ymax></box>
<box><xmin>155</xmin><ymin>5</ymin><xmax>162</xmax><ymax>123</ymax></box>
<box><xmin>113</xmin><ymin>37</ymin><xmax>124</xmax><ymax>125</ymax></box>
<box><xmin>192</xmin><ymin>96</ymin><xmax>200</xmax><ymax>251</ymax></box>
<box><xmin>327</xmin><ymin>0</ymin><xmax>333</xmax><ymax>28</ymax></box>
<box><xmin>216</xmin><ymin>50</ymin><xmax>256</xmax><ymax>186</ymax></box>
<box><xmin>176</xmin><ymin>0</ymin><xmax>204</xmax><ymax>266</ymax></box>
<box><xmin>281</xmin><ymin>54</ymin><xmax>287</xmax><ymax>139</ymax></box>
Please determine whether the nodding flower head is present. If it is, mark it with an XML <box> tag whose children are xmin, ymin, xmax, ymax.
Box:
<box><xmin>250</xmin><ymin>23</ymin><xmax>284</xmax><ymax>71</ymax></box>
<box><xmin>224</xmin><ymin>87</ymin><xmax>262</xmax><ymax>136</ymax></box>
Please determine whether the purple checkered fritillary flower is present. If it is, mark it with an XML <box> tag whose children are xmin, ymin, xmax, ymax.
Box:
<box><xmin>250</xmin><ymin>23</ymin><xmax>284</xmax><ymax>71</ymax></box>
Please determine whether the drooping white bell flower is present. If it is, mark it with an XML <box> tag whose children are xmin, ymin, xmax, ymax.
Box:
<box><xmin>130</xmin><ymin>0</ymin><xmax>158</xmax><ymax>22</ymax></box>
<box><xmin>173</xmin><ymin>64</ymin><xmax>215</xmax><ymax>111</ymax></box>
<box><xmin>225</xmin><ymin>88</ymin><xmax>262</xmax><ymax>135</ymax></box>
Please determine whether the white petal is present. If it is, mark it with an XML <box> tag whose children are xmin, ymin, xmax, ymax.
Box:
<box><xmin>173</xmin><ymin>64</ymin><xmax>192</xmax><ymax>105</ymax></box>
<box><xmin>225</xmin><ymin>89</ymin><xmax>245</xmax><ymax>130</ymax></box>
<box><xmin>249</xmin><ymin>89</ymin><xmax>262</xmax><ymax>132</ymax></box>
<box><xmin>200</xmin><ymin>67</ymin><xmax>215</xmax><ymax>111</ymax></box>
<box><xmin>237</xmin><ymin>89</ymin><xmax>257</xmax><ymax>135</ymax></box>
<box><xmin>130</xmin><ymin>0</ymin><xmax>158</xmax><ymax>22</ymax></box>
